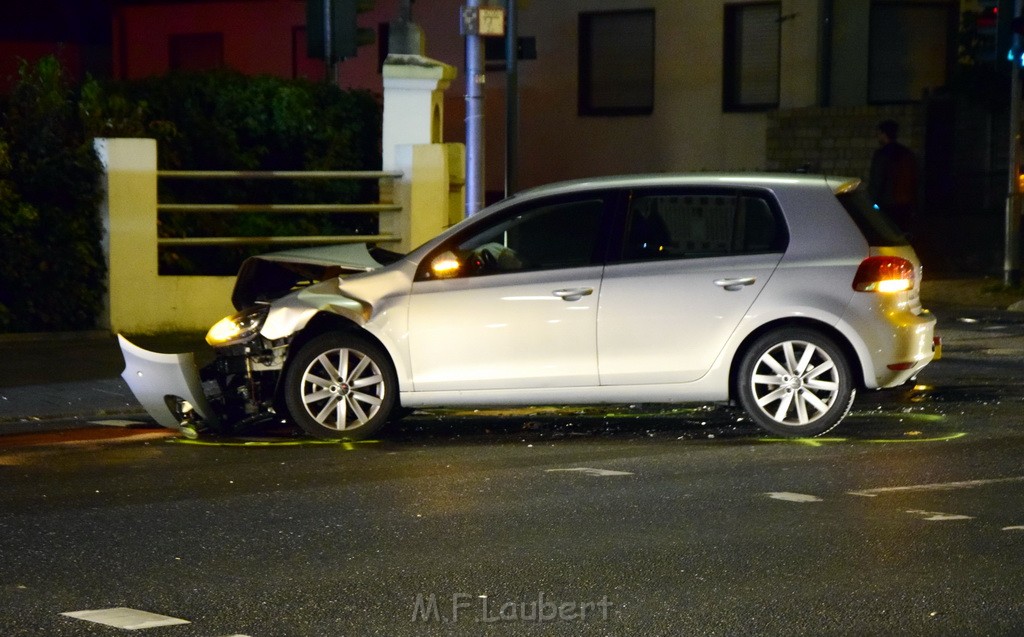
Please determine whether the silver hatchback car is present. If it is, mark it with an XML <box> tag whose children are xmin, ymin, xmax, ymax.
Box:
<box><xmin>120</xmin><ymin>173</ymin><xmax>938</xmax><ymax>440</ymax></box>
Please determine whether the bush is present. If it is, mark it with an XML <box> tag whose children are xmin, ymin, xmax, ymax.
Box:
<box><xmin>0</xmin><ymin>61</ymin><xmax>385</xmax><ymax>330</ymax></box>
<box><xmin>0</xmin><ymin>57</ymin><xmax>105</xmax><ymax>332</ymax></box>
<box><xmin>87</xmin><ymin>70</ymin><xmax>384</xmax><ymax>275</ymax></box>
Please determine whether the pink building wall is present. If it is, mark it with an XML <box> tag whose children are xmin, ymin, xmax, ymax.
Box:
<box><xmin>112</xmin><ymin>0</ymin><xmax>403</xmax><ymax>94</ymax></box>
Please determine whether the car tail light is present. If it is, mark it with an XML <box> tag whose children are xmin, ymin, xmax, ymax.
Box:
<box><xmin>852</xmin><ymin>256</ymin><xmax>914</xmax><ymax>293</ymax></box>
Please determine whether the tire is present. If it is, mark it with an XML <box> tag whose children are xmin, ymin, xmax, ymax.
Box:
<box><xmin>736</xmin><ymin>328</ymin><xmax>855</xmax><ymax>437</ymax></box>
<box><xmin>283</xmin><ymin>332</ymin><xmax>397</xmax><ymax>440</ymax></box>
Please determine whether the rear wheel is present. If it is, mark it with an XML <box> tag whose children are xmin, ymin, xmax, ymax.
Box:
<box><xmin>283</xmin><ymin>332</ymin><xmax>397</xmax><ymax>440</ymax></box>
<box><xmin>736</xmin><ymin>328</ymin><xmax>855</xmax><ymax>437</ymax></box>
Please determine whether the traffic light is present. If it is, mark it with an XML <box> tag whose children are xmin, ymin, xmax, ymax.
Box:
<box><xmin>1008</xmin><ymin>8</ymin><xmax>1024</xmax><ymax>66</ymax></box>
<box><xmin>307</xmin><ymin>0</ymin><xmax>376</xmax><ymax>62</ymax></box>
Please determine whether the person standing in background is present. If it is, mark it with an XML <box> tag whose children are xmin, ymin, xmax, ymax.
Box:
<box><xmin>869</xmin><ymin>119</ymin><xmax>918</xmax><ymax>233</ymax></box>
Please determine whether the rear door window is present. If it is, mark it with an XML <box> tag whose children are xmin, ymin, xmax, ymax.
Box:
<box><xmin>617</xmin><ymin>188</ymin><xmax>788</xmax><ymax>262</ymax></box>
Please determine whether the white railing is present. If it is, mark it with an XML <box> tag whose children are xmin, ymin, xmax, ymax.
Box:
<box><xmin>157</xmin><ymin>169</ymin><xmax>404</xmax><ymax>248</ymax></box>
<box><xmin>97</xmin><ymin>138</ymin><xmax>465</xmax><ymax>334</ymax></box>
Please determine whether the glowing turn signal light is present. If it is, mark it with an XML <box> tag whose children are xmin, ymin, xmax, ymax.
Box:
<box><xmin>430</xmin><ymin>251</ymin><xmax>462</xmax><ymax>278</ymax></box>
<box><xmin>852</xmin><ymin>256</ymin><xmax>915</xmax><ymax>293</ymax></box>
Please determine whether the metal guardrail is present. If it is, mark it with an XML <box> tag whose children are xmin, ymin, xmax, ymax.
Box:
<box><xmin>155</xmin><ymin>170</ymin><xmax>403</xmax><ymax>247</ymax></box>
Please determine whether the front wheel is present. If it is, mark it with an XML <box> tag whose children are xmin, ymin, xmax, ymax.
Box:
<box><xmin>283</xmin><ymin>332</ymin><xmax>397</xmax><ymax>440</ymax></box>
<box><xmin>736</xmin><ymin>328</ymin><xmax>855</xmax><ymax>437</ymax></box>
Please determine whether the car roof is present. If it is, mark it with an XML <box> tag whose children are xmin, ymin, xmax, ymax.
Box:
<box><xmin>507</xmin><ymin>173</ymin><xmax>860</xmax><ymax>201</ymax></box>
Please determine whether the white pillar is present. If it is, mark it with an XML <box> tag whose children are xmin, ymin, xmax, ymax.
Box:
<box><xmin>95</xmin><ymin>138</ymin><xmax>159</xmax><ymax>332</ymax></box>
<box><xmin>381</xmin><ymin>54</ymin><xmax>456</xmax><ymax>172</ymax></box>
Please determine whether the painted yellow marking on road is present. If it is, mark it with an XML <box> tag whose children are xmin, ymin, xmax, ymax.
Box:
<box><xmin>848</xmin><ymin>412</ymin><xmax>947</xmax><ymax>422</ymax></box>
<box><xmin>760</xmin><ymin>437</ymin><xmax>847</xmax><ymax>447</ymax></box>
<box><xmin>863</xmin><ymin>432</ymin><xmax>967</xmax><ymax>444</ymax></box>
<box><xmin>760</xmin><ymin>432</ymin><xmax>966</xmax><ymax>446</ymax></box>
<box><xmin>168</xmin><ymin>437</ymin><xmax>380</xmax><ymax>450</ymax></box>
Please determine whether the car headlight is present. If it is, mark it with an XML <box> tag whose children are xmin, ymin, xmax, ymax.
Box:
<box><xmin>205</xmin><ymin>306</ymin><xmax>269</xmax><ymax>347</ymax></box>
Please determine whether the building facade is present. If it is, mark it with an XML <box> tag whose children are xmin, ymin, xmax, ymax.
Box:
<box><xmin>98</xmin><ymin>1</ymin><xmax>966</xmax><ymax>192</ymax></box>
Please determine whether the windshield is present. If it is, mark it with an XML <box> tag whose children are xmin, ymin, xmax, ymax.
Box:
<box><xmin>835</xmin><ymin>184</ymin><xmax>909</xmax><ymax>247</ymax></box>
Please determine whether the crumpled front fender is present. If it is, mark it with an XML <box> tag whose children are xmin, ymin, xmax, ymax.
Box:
<box><xmin>260</xmin><ymin>281</ymin><xmax>372</xmax><ymax>341</ymax></box>
<box><xmin>118</xmin><ymin>335</ymin><xmax>218</xmax><ymax>430</ymax></box>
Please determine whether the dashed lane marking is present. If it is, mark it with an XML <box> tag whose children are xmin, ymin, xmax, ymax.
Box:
<box><xmin>847</xmin><ymin>476</ymin><xmax>1024</xmax><ymax>497</ymax></box>
<box><xmin>61</xmin><ymin>607</ymin><xmax>190</xmax><ymax>630</ymax></box>
<box><xmin>545</xmin><ymin>467</ymin><xmax>634</xmax><ymax>477</ymax></box>
<box><xmin>906</xmin><ymin>509</ymin><xmax>974</xmax><ymax>521</ymax></box>
<box><xmin>766</xmin><ymin>492</ymin><xmax>823</xmax><ymax>503</ymax></box>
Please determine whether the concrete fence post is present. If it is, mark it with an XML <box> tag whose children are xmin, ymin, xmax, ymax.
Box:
<box><xmin>95</xmin><ymin>137</ymin><xmax>235</xmax><ymax>334</ymax></box>
<box><xmin>94</xmin><ymin>138</ymin><xmax>159</xmax><ymax>332</ymax></box>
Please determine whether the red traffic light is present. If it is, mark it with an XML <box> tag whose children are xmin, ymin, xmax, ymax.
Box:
<box><xmin>979</xmin><ymin>6</ymin><xmax>998</xmax><ymax>29</ymax></box>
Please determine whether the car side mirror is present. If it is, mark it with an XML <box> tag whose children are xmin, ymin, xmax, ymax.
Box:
<box><xmin>429</xmin><ymin>251</ymin><xmax>462</xmax><ymax>279</ymax></box>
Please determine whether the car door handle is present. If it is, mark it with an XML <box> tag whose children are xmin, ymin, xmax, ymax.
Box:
<box><xmin>713</xmin><ymin>277</ymin><xmax>756</xmax><ymax>291</ymax></box>
<box><xmin>553</xmin><ymin>287</ymin><xmax>594</xmax><ymax>302</ymax></box>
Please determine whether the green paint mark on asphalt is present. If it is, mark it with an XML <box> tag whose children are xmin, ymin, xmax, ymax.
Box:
<box><xmin>848</xmin><ymin>411</ymin><xmax>947</xmax><ymax>422</ymax></box>
<box><xmin>760</xmin><ymin>437</ymin><xmax>848</xmax><ymax>447</ymax></box>
<box><xmin>862</xmin><ymin>432</ymin><xmax>967</xmax><ymax>444</ymax></box>
<box><xmin>168</xmin><ymin>437</ymin><xmax>380</xmax><ymax>449</ymax></box>
<box><xmin>760</xmin><ymin>432</ymin><xmax>967</xmax><ymax>446</ymax></box>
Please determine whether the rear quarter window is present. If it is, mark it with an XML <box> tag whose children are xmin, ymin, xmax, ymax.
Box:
<box><xmin>835</xmin><ymin>186</ymin><xmax>909</xmax><ymax>247</ymax></box>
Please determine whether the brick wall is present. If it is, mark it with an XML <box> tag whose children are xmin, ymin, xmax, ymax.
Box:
<box><xmin>766</xmin><ymin>105</ymin><xmax>925</xmax><ymax>180</ymax></box>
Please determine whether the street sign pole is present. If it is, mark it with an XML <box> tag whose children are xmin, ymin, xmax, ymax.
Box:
<box><xmin>1007</xmin><ymin>0</ymin><xmax>1023</xmax><ymax>287</ymax></box>
<box><xmin>504</xmin><ymin>0</ymin><xmax>519</xmax><ymax>197</ymax></box>
<box><xmin>463</xmin><ymin>1</ymin><xmax>485</xmax><ymax>216</ymax></box>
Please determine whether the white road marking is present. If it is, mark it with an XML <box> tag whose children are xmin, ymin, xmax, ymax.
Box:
<box><xmin>545</xmin><ymin>468</ymin><xmax>634</xmax><ymax>477</ymax></box>
<box><xmin>847</xmin><ymin>476</ymin><xmax>1024</xmax><ymax>497</ymax></box>
<box><xmin>88</xmin><ymin>419</ymin><xmax>148</xmax><ymax>427</ymax></box>
<box><xmin>61</xmin><ymin>607</ymin><xmax>190</xmax><ymax>630</ymax></box>
<box><xmin>1002</xmin><ymin>526</ymin><xmax>1024</xmax><ymax>531</ymax></box>
<box><xmin>906</xmin><ymin>509</ymin><xmax>974</xmax><ymax>521</ymax></box>
<box><xmin>766</xmin><ymin>492</ymin><xmax>823</xmax><ymax>503</ymax></box>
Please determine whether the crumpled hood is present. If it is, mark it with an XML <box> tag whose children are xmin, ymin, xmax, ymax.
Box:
<box><xmin>231</xmin><ymin>243</ymin><xmax>403</xmax><ymax>310</ymax></box>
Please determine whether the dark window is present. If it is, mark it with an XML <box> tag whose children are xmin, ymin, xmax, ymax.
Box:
<box><xmin>868</xmin><ymin>2</ymin><xmax>956</xmax><ymax>104</ymax></box>
<box><xmin>723</xmin><ymin>2</ymin><xmax>780</xmax><ymax>112</ymax></box>
<box><xmin>836</xmin><ymin>184</ymin><xmax>909</xmax><ymax>246</ymax></box>
<box><xmin>169</xmin><ymin>33</ymin><xmax>223</xmax><ymax>72</ymax></box>
<box><xmin>578</xmin><ymin>9</ymin><xmax>655</xmax><ymax>116</ymax></box>
<box><xmin>456</xmin><ymin>199</ymin><xmax>605</xmax><ymax>275</ymax></box>
<box><xmin>420</xmin><ymin>196</ymin><xmax>607</xmax><ymax>280</ymax></box>
<box><xmin>621</xmin><ymin>190</ymin><xmax>786</xmax><ymax>261</ymax></box>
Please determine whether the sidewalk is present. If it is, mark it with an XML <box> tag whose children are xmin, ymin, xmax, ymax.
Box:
<box><xmin>0</xmin><ymin>278</ymin><xmax>1021</xmax><ymax>434</ymax></box>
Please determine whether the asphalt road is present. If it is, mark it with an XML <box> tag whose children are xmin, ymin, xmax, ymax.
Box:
<box><xmin>0</xmin><ymin>306</ymin><xmax>1022</xmax><ymax>636</ymax></box>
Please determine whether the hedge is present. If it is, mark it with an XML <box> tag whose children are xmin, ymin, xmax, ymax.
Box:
<box><xmin>0</xmin><ymin>58</ymin><xmax>383</xmax><ymax>331</ymax></box>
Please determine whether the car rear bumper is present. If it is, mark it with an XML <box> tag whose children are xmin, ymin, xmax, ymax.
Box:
<box><xmin>871</xmin><ymin>308</ymin><xmax>938</xmax><ymax>388</ymax></box>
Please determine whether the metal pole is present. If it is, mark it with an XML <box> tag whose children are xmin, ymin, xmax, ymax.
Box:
<box><xmin>1007</xmin><ymin>0</ymin><xmax>1023</xmax><ymax>287</ymax></box>
<box><xmin>324</xmin><ymin>0</ymin><xmax>334</xmax><ymax>83</ymax></box>
<box><xmin>504</xmin><ymin>0</ymin><xmax>519</xmax><ymax>197</ymax></box>
<box><xmin>465</xmin><ymin>0</ymin><xmax>486</xmax><ymax>216</ymax></box>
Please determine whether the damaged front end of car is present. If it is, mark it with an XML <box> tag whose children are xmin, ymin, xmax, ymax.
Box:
<box><xmin>120</xmin><ymin>302</ymin><xmax>301</xmax><ymax>438</ymax></box>
<box><xmin>119</xmin><ymin>243</ymin><xmax>394</xmax><ymax>438</ymax></box>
